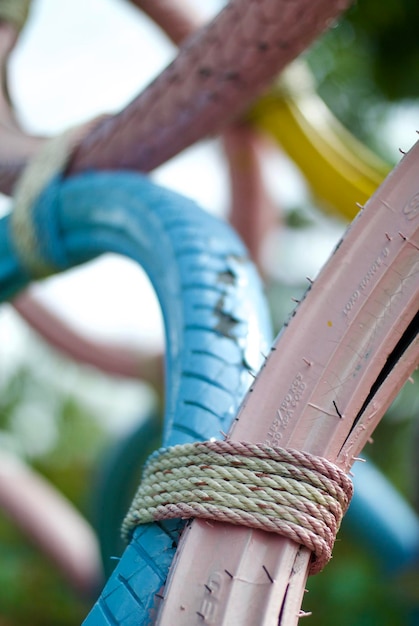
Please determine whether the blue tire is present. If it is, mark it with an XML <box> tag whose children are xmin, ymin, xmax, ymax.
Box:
<box><xmin>0</xmin><ymin>171</ymin><xmax>273</xmax><ymax>624</ymax></box>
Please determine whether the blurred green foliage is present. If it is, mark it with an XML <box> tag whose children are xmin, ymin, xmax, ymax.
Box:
<box><xmin>305</xmin><ymin>540</ymin><xmax>418</xmax><ymax>626</ymax></box>
<box><xmin>0</xmin><ymin>515</ymin><xmax>89</xmax><ymax>625</ymax></box>
<box><xmin>0</xmin><ymin>359</ymin><xmax>109</xmax><ymax>624</ymax></box>
<box><xmin>347</xmin><ymin>0</ymin><xmax>419</xmax><ymax>102</ymax></box>
<box><xmin>304</xmin><ymin>375</ymin><xmax>419</xmax><ymax>625</ymax></box>
<box><xmin>306</xmin><ymin>0</ymin><xmax>419</xmax><ymax>157</ymax></box>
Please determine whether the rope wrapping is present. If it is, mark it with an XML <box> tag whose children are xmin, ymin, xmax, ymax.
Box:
<box><xmin>122</xmin><ymin>440</ymin><xmax>353</xmax><ymax>574</ymax></box>
<box><xmin>9</xmin><ymin>118</ymin><xmax>106</xmax><ymax>279</ymax></box>
<box><xmin>10</xmin><ymin>130</ymin><xmax>77</xmax><ymax>277</ymax></box>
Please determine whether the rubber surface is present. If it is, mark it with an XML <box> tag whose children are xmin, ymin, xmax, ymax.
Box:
<box><xmin>249</xmin><ymin>61</ymin><xmax>390</xmax><ymax>220</ymax></box>
<box><xmin>94</xmin><ymin>409</ymin><xmax>419</xmax><ymax>582</ymax></box>
<box><xmin>343</xmin><ymin>458</ymin><xmax>419</xmax><ymax>575</ymax></box>
<box><xmin>0</xmin><ymin>0</ymin><xmax>353</xmax><ymax>195</ymax></box>
<box><xmin>151</xmin><ymin>142</ymin><xmax>419</xmax><ymax>625</ymax></box>
<box><xmin>1</xmin><ymin>159</ymin><xmax>418</xmax><ymax>625</ymax></box>
<box><xmin>0</xmin><ymin>170</ymin><xmax>272</xmax><ymax>623</ymax></box>
<box><xmin>92</xmin><ymin>412</ymin><xmax>164</xmax><ymax>578</ymax></box>
<box><xmin>67</xmin><ymin>0</ymin><xmax>352</xmax><ymax>176</ymax></box>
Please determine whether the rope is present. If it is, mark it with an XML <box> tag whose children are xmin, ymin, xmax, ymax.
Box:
<box><xmin>10</xmin><ymin>118</ymin><xmax>105</xmax><ymax>278</ymax></box>
<box><xmin>122</xmin><ymin>440</ymin><xmax>353</xmax><ymax>574</ymax></box>
<box><xmin>0</xmin><ymin>0</ymin><xmax>32</xmax><ymax>31</ymax></box>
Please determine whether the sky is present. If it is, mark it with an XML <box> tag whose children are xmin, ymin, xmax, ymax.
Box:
<box><xmin>4</xmin><ymin>0</ymin><xmax>231</xmax><ymax>349</ymax></box>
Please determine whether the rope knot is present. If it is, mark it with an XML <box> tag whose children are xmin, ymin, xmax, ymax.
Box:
<box><xmin>122</xmin><ymin>440</ymin><xmax>353</xmax><ymax>574</ymax></box>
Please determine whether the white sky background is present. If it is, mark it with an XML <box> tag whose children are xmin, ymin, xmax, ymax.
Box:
<box><xmin>4</xmin><ymin>0</ymin><xmax>233</xmax><ymax>350</ymax></box>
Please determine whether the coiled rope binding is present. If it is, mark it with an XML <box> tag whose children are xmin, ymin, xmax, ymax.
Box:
<box><xmin>122</xmin><ymin>440</ymin><xmax>353</xmax><ymax>574</ymax></box>
<box><xmin>10</xmin><ymin>118</ymin><xmax>105</xmax><ymax>278</ymax></box>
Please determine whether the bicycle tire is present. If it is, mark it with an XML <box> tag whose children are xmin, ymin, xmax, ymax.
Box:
<box><xmin>342</xmin><ymin>456</ymin><xmax>419</xmax><ymax>576</ymax></box>
<box><xmin>2</xmin><ymin>149</ymin><xmax>418</xmax><ymax>624</ymax></box>
<box><xmin>66</xmin><ymin>0</ymin><xmax>352</xmax><ymax>177</ymax></box>
<box><xmin>151</xmin><ymin>141</ymin><xmax>419</xmax><ymax>625</ymax></box>
<box><xmin>0</xmin><ymin>1</ymin><xmax>353</xmax><ymax>195</ymax></box>
<box><xmin>248</xmin><ymin>61</ymin><xmax>390</xmax><ymax>221</ymax></box>
<box><xmin>93</xmin><ymin>407</ymin><xmax>419</xmax><ymax>583</ymax></box>
<box><xmin>91</xmin><ymin>411</ymin><xmax>164</xmax><ymax>578</ymax></box>
<box><xmin>0</xmin><ymin>170</ymin><xmax>272</xmax><ymax>623</ymax></box>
